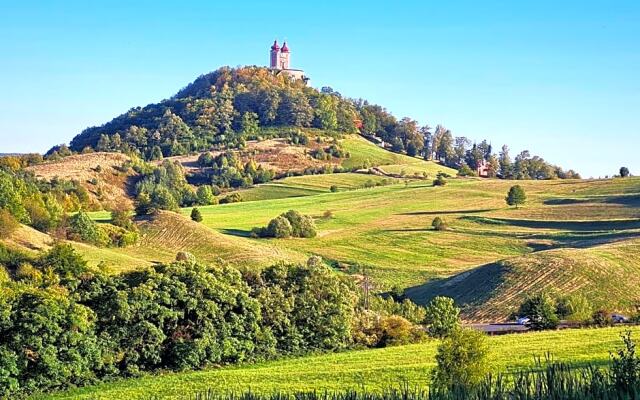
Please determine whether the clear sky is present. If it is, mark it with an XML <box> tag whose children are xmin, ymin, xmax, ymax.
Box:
<box><xmin>1</xmin><ymin>1</ymin><xmax>638</xmax><ymax>178</ymax></box>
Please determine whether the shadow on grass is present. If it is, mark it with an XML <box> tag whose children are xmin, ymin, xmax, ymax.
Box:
<box><xmin>400</xmin><ymin>208</ymin><xmax>495</xmax><ymax>216</ymax></box>
<box><xmin>462</xmin><ymin>216</ymin><xmax>640</xmax><ymax>231</ymax></box>
<box><xmin>544</xmin><ymin>194</ymin><xmax>640</xmax><ymax>207</ymax></box>
<box><xmin>220</xmin><ymin>228</ymin><xmax>252</xmax><ymax>237</ymax></box>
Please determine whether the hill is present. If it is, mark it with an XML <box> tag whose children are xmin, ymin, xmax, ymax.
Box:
<box><xmin>405</xmin><ymin>239</ymin><xmax>640</xmax><ymax>322</ymax></box>
<box><xmin>36</xmin><ymin>326</ymin><xmax>640</xmax><ymax>399</ymax></box>
<box><xmin>26</xmin><ymin>152</ymin><xmax>136</xmax><ymax>209</ymax></box>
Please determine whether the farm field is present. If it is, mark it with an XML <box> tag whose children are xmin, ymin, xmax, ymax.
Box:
<box><xmin>36</xmin><ymin>326</ymin><xmax>640</xmax><ymax>400</ymax></box>
<box><xmin>180</xmin><ymin>177</ymin><xmax>640</xmax><ymax>290</ymax></box>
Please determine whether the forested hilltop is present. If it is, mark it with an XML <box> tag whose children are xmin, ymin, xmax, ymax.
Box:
<box><xmin>61</xmin><ymin>66</ymin><xmax>577</xmax><ymax>179</ymax></box>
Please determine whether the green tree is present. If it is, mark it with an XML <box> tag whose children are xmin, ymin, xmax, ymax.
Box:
<box><xmin>424</xmin><ymin>296</ymin><xmax>460</xmax><ymax>338</ymax></box>
<box><xmin>190</xmin><ymin>207</ymin><xmax>203</xmax><ymax>222</ymax></box>
<box><xmin>431</xmin><ymin>328</ymin><xmax>489</xmax><ymax>392</ymax></box>
<box><xmin>620</xmin><ymin>167</ymin><xmax>631</xmax><ymax>177</ymax></box>
<box><xmin>506</xmin><ymin>185</ymin><xmax>526</xmax><ymax>209</ymax></box>
<box><xmin>68</xmin><ymin>210</ymin><xmax>108</xmax><ymax>246</ymax></box>
<box><xmin>196</xmin><ymin>185</ymin><xmax>216</xmax><ymax>205</ymax></box>
<box><xmin>315</xmin><ymin>94</ymin><xmax>338</xmax><ymax>130</ymax></box>
<box><xmin>266</xmin><ymin>216</ymin><xmax>293</xmax><ymax>238</ymax></box>
<box><xmin>518</xmin><ymin>293</ymin><xmax>559</xmax><ymax>330</ymax></box>
<box><xmin>240</xmin><ymin>112</ymin><xmax>260</xmax><ymax>136</ymax></box>
<box><xmin>282</xmin><ymin>210</ymin><xmax>317</xmax><ymax>238</ymax></box>
<box><xmin>556</xmin><ymin>294</ymin><xmax>592</xmax><ymax>323</ymax></box>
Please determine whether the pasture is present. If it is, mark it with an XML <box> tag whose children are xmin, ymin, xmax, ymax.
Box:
<box><xmin>36</xmin><ymin>326</ymin><xmax>640</xmax><ymax>400</ymax></box>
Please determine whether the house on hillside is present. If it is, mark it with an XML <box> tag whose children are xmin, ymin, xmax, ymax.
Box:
<box><xmin>269</xmin><ymin>40</ymin><xmax>308</xmax><ymax>83</ymax></box>
<box><xmin>477</xmin><ymin>159</ymin><xmax>490</xmax><ymax>178</ymax></box>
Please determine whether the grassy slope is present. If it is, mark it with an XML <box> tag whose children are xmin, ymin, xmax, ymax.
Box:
<box><xmin>181</xmin><ymin>177</ymin><xmax>640</xmax><ymax>290</ymax></box>
<box><xmin>83</xmin><ymin>211</ymin><xmax>307</xmax><ymax>272</ymax></box>
<box><xmin>406</xmin><ymin>239</ymin><xmax>640</xmax><ymax>321</ymax></box>
<box><xmin>38</xmin><ymin>326</ymin><xmax>640</xmax><ymax>400</ymax></box>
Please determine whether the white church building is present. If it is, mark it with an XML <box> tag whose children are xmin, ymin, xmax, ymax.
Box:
<box><xmin>269</xmin><ymin>40</ymin><xmax>307</xmax><ymax>82</ymax></box>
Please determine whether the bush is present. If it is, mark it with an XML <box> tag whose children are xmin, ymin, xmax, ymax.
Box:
<box><xmin>257</xmin><ymin>210</ymin><xmax>317</xmax><ymax>239</ymax></box>
<box><xmin>354</xmin><ymin>314</ymin><xmax>425</xmax><ymax>348</ymax></box>
<box><xmin>458</xmin><ymin>164</ymin><xmax>476</xmax><ymax>177</ymax></box>
<box><xmin>330</xmin><ymin>185</ymin><xmax>339</xmax><ymax>193</ymax></box>
<box><xmin>191</xmin><ymin>207</ymin><xmax>203</xmax><ymax>222</ymax></box>
<box><xmin>620</xmin><ymin>167</ymin><xmax>630</xmax><ymax>178</ymax></box>
<box><xmin>67</xmin><ymin>210</ymin><xmax>109</xmax><ymax>246</ymax></box>
<box><xmin>110</xmin><ymin>207</ymin><xmax>135</xmax><ymax>230</ymax></box>
<box><xmin>431</xmin><ymin>328</ymin><xmax>489</xmax><ymax>392</ymax></box>
<box><xmin>220</xmin><ymin>192</ymin><xmax>242</xmax><ymax>204</ymax></box>
<box><xmin>556</xmin><ymin>294</ymin><xmax>592</xmax><ymax>323</ymax></box>
<box><xmin>282</xmin><ymin>210</ymin><xmax>317</xmax><ymax>238</ymax></box>
<box><xmin>433</xmin><ymin>174</ymin><xmax>447</xmax><ymax>186</ymax></box>
<box><xmin>424</xmin><ymin>296</ymin><xmax>460</xmax><ymax>338</ymax></box>
<box><xmin>592</xmin><ymin>309</ymin><xmax>613</xmax><ymax>327</ymax></box>
<box><xmin>611</xmin><ymin>331</ymin><xmax>640</xmax><ymax>393</ymax></box>
<box><xmin>196</xmin><ymin>185</ymin><xmax>216</xmax><ymax>205</ymax></box>
<box><xmin>431</xmin><ymin>217</ymin><xmax>447</xmax><ymax>231</ymax></box>
<box><xmin>0</xmin><ymin>209</ymin><xmax>19</xmax><ymax>239</ymax></box>
<box><xmin>266</xmin><ymin>216</ymin><xmax>293</xmax><ymax>238</ymax></box>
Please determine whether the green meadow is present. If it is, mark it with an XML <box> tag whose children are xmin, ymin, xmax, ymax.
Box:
<box><xmin>37</xmin><ymin>326</ymin><xmax>640</xmax><ymax>400</ymax></box>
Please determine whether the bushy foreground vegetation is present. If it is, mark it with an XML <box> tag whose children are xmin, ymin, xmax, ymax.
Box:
<box><xmin>0</xmin><ymin>244</ymin><xmax>443</xmax><ymax>398</ymax></box>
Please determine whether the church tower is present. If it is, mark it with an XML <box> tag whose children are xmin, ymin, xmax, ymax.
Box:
<box><xmin>270</xmin><ymin>40</ymin><xmax>280</xmax><ymax>69</ymax></box>
<box><xmin>279</xmin><ymin>41</ymin><xmax>290</xmax><ymax>69</ymax></box>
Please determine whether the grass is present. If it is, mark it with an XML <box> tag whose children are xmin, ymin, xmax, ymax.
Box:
<box><xmin>181</xmin><ymin>177</ymin><xmax>640</xmax><ymax>290</ymax></box>
<box><xmin>36</xmin><ymin>326</ymin><xmax>640</xmax><ymax>400</ymax></box>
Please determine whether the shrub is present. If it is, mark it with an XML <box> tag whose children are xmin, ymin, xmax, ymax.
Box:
<box><xmin>330</xmin><ymin>185</ymin><xmax>339</xmax><ymax>193</ymax></box>
<box><xmin>220</xmin><ymin>192</ymin><xmax>242</xmax><ymax>204</ymax></box>
<box><xmin>433</xmin><ymin>174</ymin><xmax>447</xmax><ymax>186</ymax></box>
<box><xmin>556</xmin><ymin>294</ymin><xmax>592</xmax><ymax>323</ymax></box>
<box><xmin>431</xmin><ymin>328</ymin><xmax>490</xmax><ymax>392</ymax></box>
<box><xmin>191</xmin><ymin>207</ymin><xmax>203</xmax><ymax>222</ymax></box>
<box><xmin>67</xmin><ymin>210</ymin><xmax>109</xmax><ymax>246</ymax></box>
<box><xmin>592</xmin><ymin>309</ymin><xmax>613</xmax><ymax>327</ymax></box>
<box><xmin>175</xmin><ymin>251</ymin><xmax>196</xmax><ymax>264</ymax></box>
<box><xmin>458</xmin><ymin>164</ymin><xmax>476</xmax><ymax>177</ymax></box>
<box><xmin>518</xmin><ymin>293</ymin><xmax>559</xmax><ymax>330</ymax></box>
<box><xmin>377</xmin><ymin>315</ymin><xmax>425</xmax><ymax>347</ymax></box>
<box><xmin>424</xmin><ymin>296</ymin><xmax>460</xmax><ymax>338</ymax></box>
<box><xmin>266</xmin><ymin>216</ymin><xmax>293</xmax><ymax>238</ymax></box>
<box><xmin>611</xmin><ymin>331</ymin><xmax>640</xmax><ymax>393</ymax></box>
<box><xmin>110</xmin><ymin>207</ymin><xmax>135</xmax><ymax>230</ymax></box>
<box><xmin>282</xmin><ymin>210</ymin><xmax>317</xmax><ymax>238</ymax></box>
<box><xmin>431</xmin><ymin>217</ymin><xmax>447</xmax><ymax>231</ymax></box>
<box><xmin>0</xmin><ymin>209</ymin><xmax>19</xmax><ymax>239</ymax></box>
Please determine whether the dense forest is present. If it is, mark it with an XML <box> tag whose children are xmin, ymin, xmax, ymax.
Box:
<box><xmin>60</xmin><ymin>66</ymin><xmax>577</xmax><ymax>180</ymax></box>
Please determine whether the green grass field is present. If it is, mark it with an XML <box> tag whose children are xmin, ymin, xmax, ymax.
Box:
<box><xmin>36</xmin><ymin>326</ymin><xmax>640</xmax><ymax>400</ymax></box>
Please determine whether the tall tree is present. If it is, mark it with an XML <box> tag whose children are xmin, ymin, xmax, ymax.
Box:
<box><xmin>499</xmin><ymin>145</ymin><xmax>513</xmax><ymax>179</ymax></box>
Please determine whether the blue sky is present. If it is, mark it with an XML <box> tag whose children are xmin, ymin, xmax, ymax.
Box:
<box><xmin>0</xmin><ymin>1</ymin><xmax>638</xmax><ymax>178</ymax></box>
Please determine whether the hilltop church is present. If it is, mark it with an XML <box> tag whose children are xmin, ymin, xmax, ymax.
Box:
<box><xmin>269</xmin><ymin>40</ymin><xmax>307</xmax><ymax>82</ymax></box>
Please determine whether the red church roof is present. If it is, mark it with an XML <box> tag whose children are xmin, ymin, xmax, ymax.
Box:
<box><xmin>271</xmin><ymin>40</ymin><xmax>280</xmax><ymax>51</ymax></box>
<box><xmin>281</xmin><ymin>41</ymin><xmax>289</xmax><ymax>52</ymax></box>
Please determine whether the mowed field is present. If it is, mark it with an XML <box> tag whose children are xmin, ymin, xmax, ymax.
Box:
<box><xmin>180</xmin><ymin>177</ymin><xmax>640</xmax><ymax>292</ymax></box>
<box><xmin>37</xmin><ymin>326</ymin><xmax>640</xmax><ymax>400</ymax></box>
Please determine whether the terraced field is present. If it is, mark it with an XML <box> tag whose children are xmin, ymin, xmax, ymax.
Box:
<box><xmin>37</xmin><ymin>326</ymin><xmax>640</xmax><ymax>400</ymax></box>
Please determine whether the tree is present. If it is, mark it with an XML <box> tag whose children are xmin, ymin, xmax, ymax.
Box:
<box><xmin>196</xmin><ymin>185</ymin><xmax>216</xmax><ymax>205</ymax></box>
<box><xmin>620</xmin><ymin>167</ymin><xmax>631</xmax><ymax>177</ymax></box>
<box><xmin>517</xmin><ymin>293</ymin><xmax>559</xmax><ymax>330</ymax></box>
<box><xmin>240</xmin><ymin>112</ymin><xmax>260</xmax><ymax>136</ymax></box>
<box><xmin>0</xmin><ymin>209</ymin><xmax>19</xmax><ymax>239</ymax></box>
<box><xmin>68</xmin><ymin>210</ymin><xmax>108</xmax><ymax>246</ymax></box>
<box><xmin>498</xmin><ymin>145</ymin><xmax>513</xmax><ymax>179</ymax></box>
<box><xmin>431</xmin><ymin>328</ymin><xmax>489</xmax><ymax>392</ymax></box>
<box><xmin>424</xmin><ymin>296</ymin><xmax>460</xmax><ymax>338</ymax></box>
<box><xmin>506</xmin><ymin>185</ymin><xmax>526</xmax><ymax>209</ymax></box>
<box><xmin>556</xmin><ymin>294</ymin><xmax>592</xmax><ymax>323</ymax></box>
<box><xmin>266</xmin><ymin>216</ymin><xmax>293</xmax><ymax>238</ymax></box>
<box><xmin>190</xmin><ymin>207</ymin><xmax>203</xmax><ymax>222</ymax></box>
<box><xmin>610</xmin><ymin>331</ymin><xmax>640</xmax><ymax>393</ymax></box>
<box><xmin>315</xmin><ymin>94</ymin><xmax>338</xmax><ymax>130</ymax></box>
